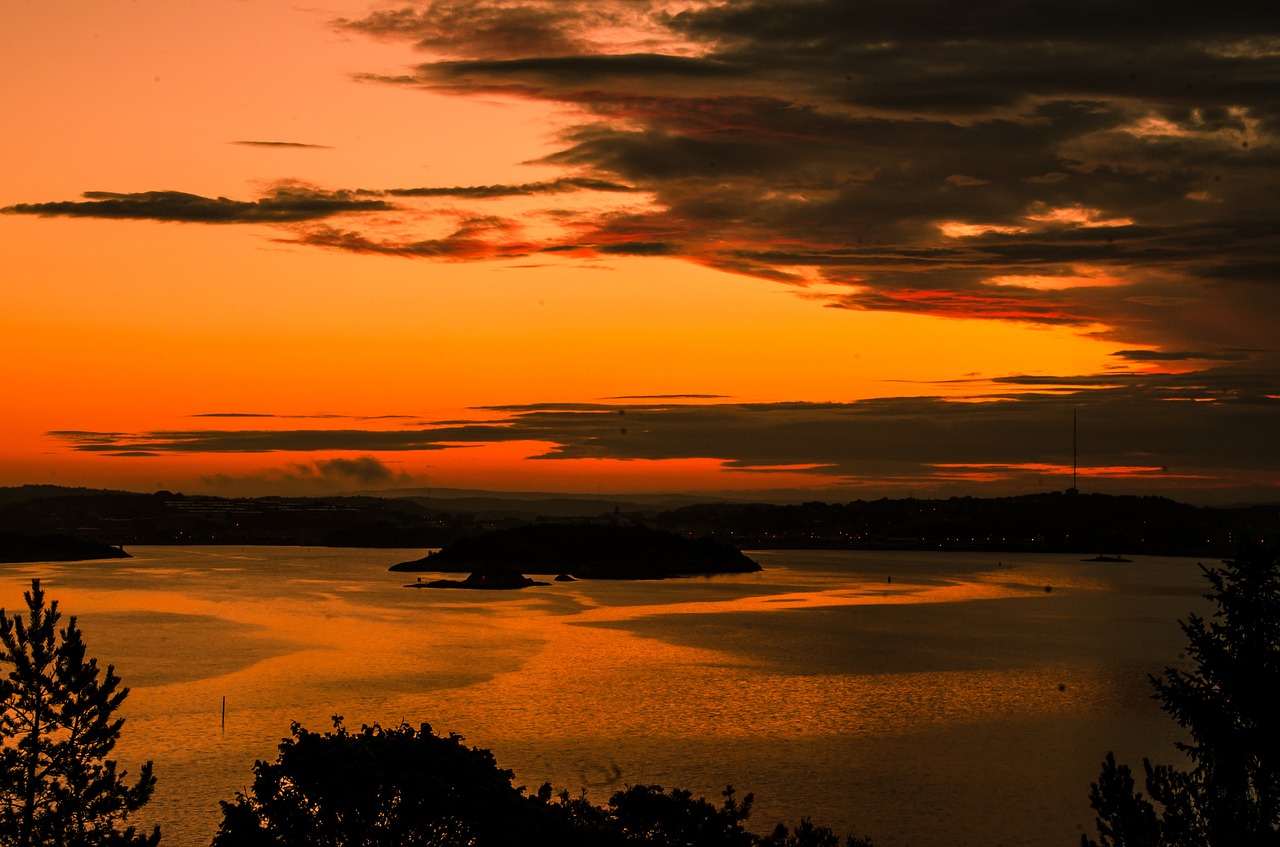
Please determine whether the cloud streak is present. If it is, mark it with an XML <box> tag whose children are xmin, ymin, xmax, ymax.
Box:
<box><xmin>385</xmin><ymin>176</ymin><xmax>634</xmax><ymax>198</ymax></box>
<box><xmin>2</xmin><ymin>186</ymin><xmax>388</xmax><ymax>223</ymax></box>
<box><xmin>232</xmin><ymin>140</ymin><xmax>333</xmax><ymax>149</ymax></box>
<box><xmin>50</xmin><ymin>370</ymin><xmax>1280</xmax><ymax>502</ymax></box>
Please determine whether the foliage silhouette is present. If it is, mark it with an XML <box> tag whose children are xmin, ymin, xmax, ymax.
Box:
<box><xmin>213</xmin><ymin>719</ymin><xmax>873</xmax><ymax>847</ymax></box>
<box><xmin>0</xmin><ymin>579</ymin><xmax>158</xmax><ymax>846</ymax></box>
<box><xmin>1083</xmin><ymin>549</ymin><xmax>1280</xmax><ymax>846</ymax></box>
<box><xmin>213</xmin><ymin>719</ymin><xmax>577</xmax><ymax>847</ymax></box>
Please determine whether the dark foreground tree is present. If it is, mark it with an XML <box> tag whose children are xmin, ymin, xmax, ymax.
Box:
<box><xmin>213</xmin><ymin>719</ymin><xmax>573</xmax><ymax>847</ymax></box>
<box><xmin>214</xmin><ymin>718</ymin><xmax>873</xmax><ymax>847</ymax></box>
<box><xmin>0</xmin><ymin>579</ymin><xmax>158</xmax><ymax>847</ymax></box>
<box><xmin>1083</xmin><ymin>549</ymin><xmax>1280</xmax><ymax>847</ymax></box>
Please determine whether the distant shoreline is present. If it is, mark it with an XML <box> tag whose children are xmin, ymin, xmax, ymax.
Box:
<box><xmin>0</xmin><ymin>532</ymin><xmax>131</xmax><ymax>564</ymax></box>
<box><xmin>2</xmin><ymin>485</ymin><xmax>1274</xmax><ymax>560</ymax></box>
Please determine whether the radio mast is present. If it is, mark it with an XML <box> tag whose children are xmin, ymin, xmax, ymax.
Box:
<box><xmin>1068</xmin><ymin>407</ymin><xmax>1079</xmax><ymax>494</ymax></box>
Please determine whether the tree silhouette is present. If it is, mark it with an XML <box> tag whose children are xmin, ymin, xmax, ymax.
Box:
<box><xmin>214</xmin><ymin>718</ymin><xmax>578</xmax><ymax>847</ymax></box>
<box><xmin>0</xmin><ymin>579</ymin><xmax>158</xmax><ymax>847</ymax></box>
<box><xmin>1083</xmin><ymin>549</ymin><xmax>1280</xmax><ymax>846</ymax></box>
<box><xmin>214</xmin><ymin>718</ymin><xmax>874</xmax><ymax>847</ymax></box>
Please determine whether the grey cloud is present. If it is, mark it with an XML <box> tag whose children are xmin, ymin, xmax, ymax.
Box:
<box><xmin>293</xmin><ymin>218</ymin><xmax>536</xmax><ymax>260</ymax></box>
<box><xmin>3</xmin><ymin>187</ymin><xmax>389</xmax><ymax>223</ymax></box>
<box><xmin>189</xmin><ymin>412</ymin><xmax>422</xmax><ymax>420</ymax></box>
<box><xmin>336</xmin><ymin>2</ymin><xmax>687</xmax><ymax>61</ymax></box>
<box><xmin>1111</xmin><ymin>349</ymin><xmax>1254</xmax><ymax>363</ymax></box>
<box><xmin>233</xmin><ymin>140</ymin><xmax>333</xmax><ymax>149</ymax></box>
<box><xmin>51</xmin><ymin>429</ymin><xmax>467</xmax><ymax>454</ymax></box>
<box><xmin>309</xmin><ymin>456</ymin><xmax>401</xmax><ymax>484</ymax></box>
<box><xmin>191</xmin><ymin>413</ymin><xmax>280</xmax><ymax>418</ymax></box>
<box><xmin>334</xmin><ymin>0</ymin><xmax>1280</xmax><ymax>362</ymax></box>
<box><xmin>385</xmin><ymin>177</ymin><xmax>634</xmax><ymax>198</ymax></box>
<box><xmin>338</xmin><ymin>3</ymin><xmax>589</xmax><ymax>60</ymax></box>
<box><xmin>11</xmin><ymin>0</ymin><xmax>1280</xmax><ymax>373</ymax></box>
<box><xmin>670</xmin><ymin>1</ymin><xmax>1280</xmax><ymax>113</ymax></box>
<box><xmin>203</xmin><ymin>456</ymin><xmax>413</xmax><ymax>494</ymax></box>
<box><xmin>417</xmin><ymin>53</ymin><xmax>739</xmax><ymax>88</ymax></box>
<box><xmin>606</xmin><ymin>394</ymin><xmax>731</xmax><ymax>400</ymax></box>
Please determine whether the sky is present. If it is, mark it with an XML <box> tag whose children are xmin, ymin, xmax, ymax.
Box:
<box><xmin>2</xmin><ymin>1</ymin><xmax>1278</xmax><ymax>504</ymax></box>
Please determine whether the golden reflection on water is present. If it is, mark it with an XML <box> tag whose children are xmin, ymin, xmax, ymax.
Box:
<box><xmin>574</xmin><ymin>576</ymin><xmax>1043</xmax><ymax>619</ymax></box>
<box><xmin>395</xmin><ymin>588</ymin><xmax>1102</xmax><ymax>746</ymax></box>
<box><xmin>1</xmin><ymin>548</ymin><xmax>1201</xmax><ymax>847</ymax></box>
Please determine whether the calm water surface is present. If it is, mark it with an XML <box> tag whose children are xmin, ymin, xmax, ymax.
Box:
<box><xmin>0</xmin><ymin>547</ymin><xmax>1210</xmax><ymax>846</ymax></box>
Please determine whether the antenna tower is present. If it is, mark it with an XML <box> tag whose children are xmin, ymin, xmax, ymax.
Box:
<box><xmin>1071</xmin><ymin>408</ymin><xmax>1078</xmax><ymax>493</ymax></box>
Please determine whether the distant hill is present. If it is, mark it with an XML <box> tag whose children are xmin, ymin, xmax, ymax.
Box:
<box><xmin>354</xmin><ymin>486</ymin><xmax>723</xmax><ymax>507</ymax></box>
<box><xmin>391</xmin><ymin>523</ymin><xmax>761</xmax><ymax>579</ymax></box>
<box><xmin>0</xmin><ymin>484</ymin><xmax>141</xmax><ymax>507</ymax></box>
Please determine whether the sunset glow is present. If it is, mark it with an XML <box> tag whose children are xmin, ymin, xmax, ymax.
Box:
<box><xmin>3</xmin><ymin>1</ymin><xmax>1277</xmax><ymax>503</ymax></box>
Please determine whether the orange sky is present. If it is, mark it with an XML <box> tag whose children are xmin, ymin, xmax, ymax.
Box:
<box><xmin>3</xmin><ymin>1</ymin><xmax>1277</xmax><ymax>503</ymax></box>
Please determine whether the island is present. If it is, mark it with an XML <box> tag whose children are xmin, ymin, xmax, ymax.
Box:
<box><xmin>0</xmin><ymin>532</ymin><xmax>131</xmax><ymax>564</ymax></box>
<box><xmin>406</xmin><ymin>571</ymin><xmax>552</xmax><ymax>590</ymax></box>
<box><xmin>390</xmin><ymin>522</ymin><xmax>761</xmax><ymax>582</ymax></box>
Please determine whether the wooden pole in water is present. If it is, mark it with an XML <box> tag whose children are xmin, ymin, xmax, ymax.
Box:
<box><xmin>221</xmin><ymin>696</ymin><xmax>226</xmax><ymax>732</ymax></box>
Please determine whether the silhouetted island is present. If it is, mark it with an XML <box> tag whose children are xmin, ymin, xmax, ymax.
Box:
<box><xmin>407</xmin><ymin>570</ymin><xmax>552</xmax><ymax>590</ymax></box>
<box><xmin>0</xmin><ymin>532</ymin><xmax>131</xmax><ymax>564</ymax></box>
<box><xmin>390</xmin><ymin>523</ymin><xmax>761</xmax><ymax>580</ymax></box>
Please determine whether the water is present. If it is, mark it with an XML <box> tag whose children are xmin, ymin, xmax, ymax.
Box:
<box><xmin>0</xmin><ymin>547</ymin><xmax>1211</xmax><ymax>846</ymax></box>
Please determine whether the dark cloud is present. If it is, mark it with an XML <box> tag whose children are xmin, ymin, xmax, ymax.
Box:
<box><xmin>202</xmin><ymin>456</ymin><xmax>413</xmax><ymax>494</ymax></box>
<box><xmin>292</xmin><ymin>218</ymin><xmax>538</xmax><ymax>260</ymax></box>
<box><xmin>328</xmin><ymin>0</ymin><xmax>1280</xmax><ymax>361</ymax></box>
<box><xmin>384</xmin><ymin>176</ymin><xmax>634</xmax><ymax>198</ymax></box>
<box><xmin>9</xmin><ymin>1</ymin><xmax>1279</xmax><ymax>370</ymax></box>
<box><xmin>50</xmin><ymin>429</ymin><xmax>466</xmax><ymax>454</ymax></box>
<box><xmin>191</xmin><ymin>413</ymin><xmax>280</xmax><ymax>418</ymax></box>
<box><xmin>335</xmin><ymin>2</ymin><xmax>683</xmax><ymax>61</ymax></box>
<box><xmin>189</xmin><ymin>412</ymin><xmax>422</xmax><ymax>420</ymax></box>
<box><xmin>338</xmin><ymin>4</ymin><xmax>586</xmax><ymax>59</ymax></box>
<box><xmin>309</xmin><ymin>456</ymin><xmax>401</xmax><ymax>485</ymax></box>
<box><xmin>1110</xmin><ymin>349</ymin><xmax>1254</xmax><ymax>363</ymax></box>
<box><xmin>2</xmin><ymin>186</ymin><xmax>388</xmax><ymax>223</ymax></box>
<box><xmin>233</xmin><ymin>140</ymin><xmax>333</xmax><ymax>149</ymax></box>
<box><xmin>606</xmin><ymin>394</ymin><xmax>732</xmax><ymax>400</ymax></box>
<box><xmin>417</xmin><ymin>53</ymin><xmax>740</xmax><ymax>89</ymax></box>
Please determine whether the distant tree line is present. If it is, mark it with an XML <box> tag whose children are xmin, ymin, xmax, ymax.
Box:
<box><xmin>652</xmin><ymin>493</ymin><xmax>1278</xmax><ymax>555</ymax></box>
<box><xmin>3</xmin><ymin>485</ymin><xmax>1276</xmax><ymax>556</ymax></box>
